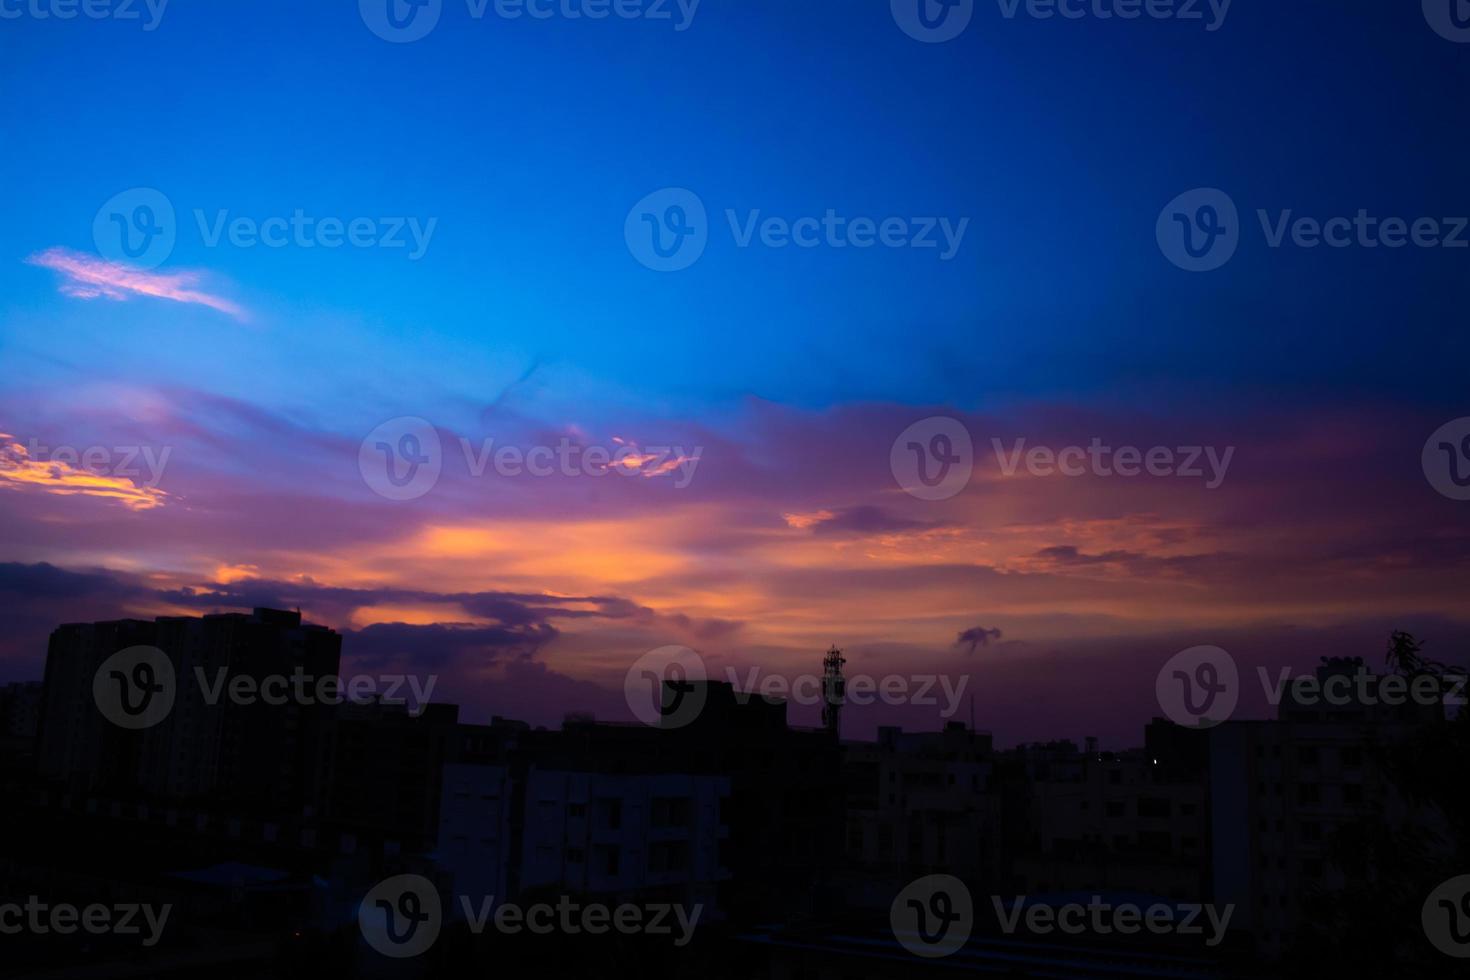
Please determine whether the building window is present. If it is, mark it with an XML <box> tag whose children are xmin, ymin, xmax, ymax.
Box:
<box><xmin>1137</xmin><ymin>797</ymin><xmax>1171</xmax><ymax>819</ymax></box>
<box><xmin>649</xmin><ymin>841</ymin><xmax>690</xmax><ymax>874</ymax></box>
<box><xmin>595</xmin><ymin>798</ymin><xmax>622</xmax><ymax>830</ymax></box>
<box><xmin>652</xmin><ymin>796</ymin><xmax>691</xmax><ymax>828</ymax></box>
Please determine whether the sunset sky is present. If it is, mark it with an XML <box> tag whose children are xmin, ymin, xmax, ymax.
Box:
<box><xmin>2</xmin><ymin>1</ymin><xmax>1467</xmax><ymax>745</ymax></box>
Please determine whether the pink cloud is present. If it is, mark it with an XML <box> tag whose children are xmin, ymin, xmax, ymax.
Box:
<box><xmin>26</xmin><ymin>247</ymin><xmax>246</xmax><ymax>321</ymax></box>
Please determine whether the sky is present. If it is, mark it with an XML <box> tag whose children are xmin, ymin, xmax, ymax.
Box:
<box><xmin>2</xmin><ymin>0</ymin><xmax>1468</xmax><ymax>746</ymax></box>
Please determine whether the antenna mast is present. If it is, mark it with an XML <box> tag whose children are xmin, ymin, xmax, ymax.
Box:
<box><xmin>821</xmin><ymin>644</ymin><xmax>846</xmax><ymax>740</ymax></box>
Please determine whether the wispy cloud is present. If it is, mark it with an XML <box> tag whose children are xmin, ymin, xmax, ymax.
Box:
<box><xmin>26</xmin><ymin>247</ymin><xmax>246</xmax><ymax>321</ymax></box>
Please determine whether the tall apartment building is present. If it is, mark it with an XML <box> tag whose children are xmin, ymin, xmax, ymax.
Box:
<box><xmin>520</xmin><ymin>767</ymin><xmax>729</xmax><ymax>912</ymax></box>
<box><xmin>435</xmin><ymin>716</ymin><xmax>729</xmax><ymax>919</ymax></box>
<box><xmin>0</xmin><ymin>680</ymin><xmax>42</xmax><ymax>739</ymax></box>
<box><xmin>37</xmin><ymin>608</ymin><xmax>341</xmax><ymax>812</ymax></box>
<box><xmin>1210</xmin><ymin>658</ymin><xmax>1452</xmax><ymax>957</ymax></box>
<box><xmin>1002</xmin><ymin>723</ymin><xmax>1210</xmax><ymax>903</ymax></box>
<box><xmin>842</xmin><ymin>722</ymin><xmax>994</xmax><ymax>890</ymax></box>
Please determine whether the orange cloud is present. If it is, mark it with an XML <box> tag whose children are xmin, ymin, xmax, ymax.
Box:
<box><xmin>0</xmin><ymin>434</ymin><xmax>169</xmax><ymax>511</ymax></box>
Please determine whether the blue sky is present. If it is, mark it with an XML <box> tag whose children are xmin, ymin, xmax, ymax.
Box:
<box><xmin>3</xmin><ymin>0</ymin><xmax>1466</xmax><ymax>421</ymax></box>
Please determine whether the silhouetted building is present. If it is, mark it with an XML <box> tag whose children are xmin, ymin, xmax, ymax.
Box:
<box><xmin>1210</xmin><ymin>659</ymin><xmax>1452</xmax><ymax>957</ymax></box>
<box><xmin>37</xmin><ymin>608</ymin><xmax>341</xmax><ymax>814</ymax></box>
<box><xmin>1008</xmin><ymin>734</ymin><xmax>1208</xmax><ymax>903</ymax></box>
<box><xmin>312</xmin><ymin>700</ymin><xmax>460</xmax><ymax>856</ymax></box>
<box><xmin>0</xmin><ymin>680</ymin><xmax>42</xmax><ymax>739</ymax></box>
<box><xmin>841</xmin><ymin>722</ymin><xmax>994</xmax><ymax>902</ymax></box>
